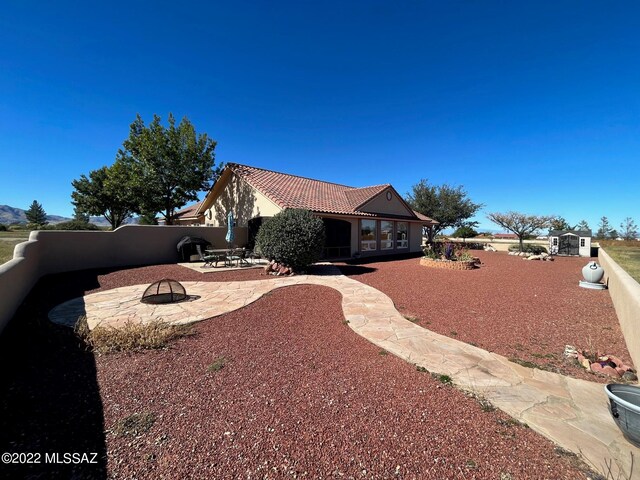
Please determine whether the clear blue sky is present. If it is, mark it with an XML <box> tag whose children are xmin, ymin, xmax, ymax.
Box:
<box><xmin>1</xmin><ymin>1</ymin><xmax>638</xmax><ymax>232</ymax></box>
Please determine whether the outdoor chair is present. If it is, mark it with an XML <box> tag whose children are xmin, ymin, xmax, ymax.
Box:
<box><xmin>196</xmin><ymin>245</ymin><xmax>224</xmax><ymax>268</ymax></box>
<box><xmin>225</xmin><ymin>248</ymin><xmax>244</xmax><ymax>267</ymax></box>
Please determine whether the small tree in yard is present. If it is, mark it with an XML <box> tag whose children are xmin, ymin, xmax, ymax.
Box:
<box><xmin>406</xmin><ymin>180</ymin><xmax>482</xmax><ymax>243</ymax></box>
<box><xmin>25</xmin><ymin>200</ymin><xmax>48</xmax><ymax>228</ymax></box>
<box><xmin>256</xmin><ymin>209</ymin><xmax>325</xmax><ymax>272</ymax></box>
<box><xmin>451</xmin><ymin>225</ymin><xmax>478</xmax><ymax>242</ymax></box>
<box><xmin>487</xmin><ymin>212</ymin><xmax>554</xmax><ymax>252</ymax></box>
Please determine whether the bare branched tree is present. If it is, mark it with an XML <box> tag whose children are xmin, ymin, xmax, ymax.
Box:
<box><xmin>487</xmin><ymin>211</ymin><xmax>554</xmax><ymax>252</ymax></box>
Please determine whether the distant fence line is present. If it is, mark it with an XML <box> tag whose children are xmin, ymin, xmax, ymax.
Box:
<box><xmin>598</xmin><ymin>248</ymin><xmax>640</xmax><ymax>370</ymax></box>
<box><xmin>0</xmin><ymin>225</ymin><xmax>248</xmax><ymax>334</ymax></box>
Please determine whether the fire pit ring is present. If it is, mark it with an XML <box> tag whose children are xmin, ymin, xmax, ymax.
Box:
<box><xmin>141</xmin><ymin>279</ymin><xmax>188</xmax><ymax>304</ymax></box>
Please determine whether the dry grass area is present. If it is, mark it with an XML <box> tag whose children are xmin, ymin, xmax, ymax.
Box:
<box><xmin>75</xmin><ymin>317</ymin><xmax>195</xmax><ymax>354</ymax></box>
<box><xmin>0</xmin><ymin>239</ymin><xmax>24</xmax><ymax>265</ymax></box>
<box><xmin>0</xmin><ymin>231</ymin><xmax>31</xmax><ymax>264</ymax></box>
<box><xmin>600</xmin><ymin>241</ymin><xmax>640</xmax><ymax>283</ymax></box>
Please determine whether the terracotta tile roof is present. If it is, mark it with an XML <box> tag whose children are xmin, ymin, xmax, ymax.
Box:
<box><xmin>226</xmin><ymin>163</ymin><xmax>437</xmax><ymax>223</ymax></box>
<box><xmin>174</xmin><ymin>202</ymin><xmax>202</xmax><ymax>219</ymax></box>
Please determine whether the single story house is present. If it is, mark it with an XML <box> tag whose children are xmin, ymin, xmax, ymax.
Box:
<box><xmin>173</xmin><ymin>163</ymin><xmax>438</xmax><ymax>259</ymax></box>
<box><xmin>548</xmin><ymin>230</ymin><xmax>592</xmax><ymax>257</ymax></box>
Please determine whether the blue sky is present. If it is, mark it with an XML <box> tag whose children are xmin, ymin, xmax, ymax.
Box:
<box><xmin>1</xmin><ymin>1</ymin><xmax>638</xmax><ymax>232</ymax></box>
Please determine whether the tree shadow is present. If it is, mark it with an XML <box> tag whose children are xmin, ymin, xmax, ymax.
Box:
<box><xmin>0</xmin><ymin>272</ymin><xmax>107</xmax><ymax>479</ymax></box>
<box><xmin>335</xmin><ymin>265</ymin><xmax>378</xmax><ymax>276</ymax></box>
<box><xmin>214</xmin><ymin>174</ymin><xmax>257</xmax><ymax>226</ymax></box>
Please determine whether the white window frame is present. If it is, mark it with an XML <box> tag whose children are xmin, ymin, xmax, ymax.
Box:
<box><xmin>396</xmin><ymin>222</ymin><xmax>408</xmax><ymax>249</ymax></box>
<box><xmin>380</xmin><ymin>220</ymin><xmax>394</xmax><ymax>250</ymax></box>
<box><xmin>360</xmin><ymin>219</ymin><xmax>377</xmax><ymax>251</ymax></box>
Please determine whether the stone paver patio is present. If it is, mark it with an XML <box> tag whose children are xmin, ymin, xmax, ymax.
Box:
<box><xmin>49</xmin><ymin>265</ymin><xmax>639</xmax><ymax>478</ymax></box>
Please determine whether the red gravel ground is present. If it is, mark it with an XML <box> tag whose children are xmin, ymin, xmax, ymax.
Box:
<box><xmin>340</xmin><ymin>251</ymin><xmax>630</xmax><ymax>382</ymax></box>
<box><xmin>0</xmin><ymin>261</ymin><xmax>612</xmax><ymax>478</ymax></box>
<box><xmin>97</xmin><ymin>284</ymin><xmax>594</xmax><ymax>479</ymax></box>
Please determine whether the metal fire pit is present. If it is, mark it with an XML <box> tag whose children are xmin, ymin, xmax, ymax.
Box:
<box><xmin>141</xmin><ymin>279</ymin><xmax>188</xmax><ymax>304</ymax></box>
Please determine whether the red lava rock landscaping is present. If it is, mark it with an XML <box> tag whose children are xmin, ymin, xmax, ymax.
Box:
<box><xmin>419</xmin><ymin>257</ymin><xmax>478</xmax><ymax>270</ymax></box>
<box><xmin>340</xmin><ymin>251</ymin><xmax>632</xmax><ymax>383</ymax></box>
<box><xmin>97</xmin><ymin>285</ymin><xmax>594</xmax><ymax>479</ymax></box>
<box><xmin>1</xmin><ymin>265</ymin><xmax>597</xmax><ymax>479</ymax></box>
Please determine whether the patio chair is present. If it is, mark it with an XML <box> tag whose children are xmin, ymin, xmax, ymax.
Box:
<box><xmin>225</xmin><ymin>248</ymin><xmax>243</xmax><ymax>267</ymax></box>
<box><xmin>196</xmin><ymin>245</ymin><xmax>222</xmax><ymax>268</ymax></box>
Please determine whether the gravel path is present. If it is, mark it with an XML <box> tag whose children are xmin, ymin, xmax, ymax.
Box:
<box><xmin>98</xmin><ymin>283</ymin><xmax>594</xmax><ymax>479</ymax></box>
<box><xmin>339</xmin><ymin>251</ymin><xmax>630</xmax><ymax>382</ymax></box>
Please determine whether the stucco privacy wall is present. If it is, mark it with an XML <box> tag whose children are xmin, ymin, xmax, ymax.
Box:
<box><xmin>599</xmin><ymin>248</ymin><xmax>640</xmax><ymax>369</ymax></box>
<box><xmin>0</xmin><ymin>225</ymin><xmax>248</xmax><ymax>333</ymax></box>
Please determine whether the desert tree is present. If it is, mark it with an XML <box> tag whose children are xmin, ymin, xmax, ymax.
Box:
<box><xmin>406</xmin><ymin>180</ymin><xmax>482</xmax><ymax>243</ymax></box>
<box><xmin>451</xmin><ymin>224</ymin><xmax>478</xmax><ymax>242</ymax></box>
<box><xmin>620</xmin><ymin>217</ymin><xmax>638</xmax><ymax>240</ymax></box>
<box><xmin>25</xmin><ymin>200</ymin><xmax>48</xmax><ymax>228</ymax></box>
<box><xmin>117</xmin><ymin>113</ymin><xmax>218</xmax><ymax>224</ymax></box>
<box><xmin>487</xmin><ymin>211</ymin><xmax>554</xmax><ymax>252</ymax></box>
<box><xmin>71</xmin><ymin>162</ymin><xmax>138</xmax><ymax>230</ymax></box>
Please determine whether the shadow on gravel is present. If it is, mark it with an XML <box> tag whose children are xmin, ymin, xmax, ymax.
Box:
<box><xmin>0</xmin><ymin>272</ymin><xmax>107</xmax><ymax>479</ymax></box>
<box><xmin>335</xmin><ymin>265</ymin><xmax>378</xmax><ymax>276</ymax></box>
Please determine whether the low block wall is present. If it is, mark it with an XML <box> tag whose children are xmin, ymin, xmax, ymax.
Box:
<box><xmin>599</xmin><ymin>248</ymin><xmax>640</xmax><ymax>369</ymax></box>
<box><xmin>0</xmin><ymin>225</ymin><xmax>248</xmax><ymax>334</ymax></box>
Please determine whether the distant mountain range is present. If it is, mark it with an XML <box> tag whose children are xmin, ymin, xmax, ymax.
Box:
<box><xmin>0</xmin><ymin>205</ymin><xmax>135</xmax><ymax>227</ymax></box>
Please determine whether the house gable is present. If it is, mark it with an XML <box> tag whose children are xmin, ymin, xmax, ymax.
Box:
<box><xmin>197</xmin><ymin>170</ymin><xmax>282</xmax><ymax>227</ymax></box>
<box><xmin>356</xmin><ymin>187</ymin><xmax>416</xmax><ymax>218</ymax></box>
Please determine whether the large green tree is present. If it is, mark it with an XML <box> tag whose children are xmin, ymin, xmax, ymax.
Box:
<box><xmin>487</xmin><ymin>211</ymin><xmax>554</xmax><ymax>252</ymax></box>
<box><xmin>118</xmin><ymin>113</ymin><xmax>218</xmax><ymax>224</ymax></box>
<box><xmin>71</xmin><ymin>163</ymin><xmax>138</xmax><ymax>230</ymax></box>
<box><xmin>25</xmin><ymin>200</ymin><xmax>48</xmax><ymax>228</ymax></box>
<box><xmin>406</xmin><ymin>180</ymin><xmax>482</xmax><ymax>242</ymax></box>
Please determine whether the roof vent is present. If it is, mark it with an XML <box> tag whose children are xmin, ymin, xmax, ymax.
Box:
<box><xmin>141</xmin><ymin>279</ymin><xmax>188</xmax><ymax>304</ymax></box>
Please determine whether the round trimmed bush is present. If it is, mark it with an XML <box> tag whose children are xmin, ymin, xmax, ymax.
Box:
<box><xmin>256</xmin><ymin>209</ymin><xmax>325</xmax><ymax>270</ymax></box>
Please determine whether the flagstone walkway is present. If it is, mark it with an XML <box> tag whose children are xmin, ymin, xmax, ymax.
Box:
<box><xmin>49</xmin><ymin>265</ymin><xmax>639</xmax><ymax>478</ymax></box>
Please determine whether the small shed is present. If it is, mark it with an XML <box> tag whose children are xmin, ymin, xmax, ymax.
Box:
<box><xmin>549</xmin><ymin>230</ymin><xmax>592</xmax><ymax>257</ymax></box>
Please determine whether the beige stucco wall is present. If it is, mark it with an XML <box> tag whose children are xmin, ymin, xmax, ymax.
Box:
<box><xmin>0</xmin><ymin>225</ymin><xmax>248</xmax><ymax>334</ymax></box>
<box><xmin>202</xmin><ymin>173</ymin><xmax>282</xmax><ymax>227</ymax></box>
<box><xmin>359</xmin><ymin>190</ymin><xmax>413</xmax><ymax>217</ymax></box>
<box><xmin>409</xmin><ymin>223</ymin><xmax>423</xmax><ymax>253</ymax></box>
<box><xmin>446</xmin><ymin>238</ymin><xmax>548</xmax><ymax>252</ymax></box>
<box><xmin>599</xmin><ymin>248</ymin><xmax>640</xmax><ymax>369</ymax></box>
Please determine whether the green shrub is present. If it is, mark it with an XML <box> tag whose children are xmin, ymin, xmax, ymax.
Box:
<box><xmin>508</xmin><ymin>244</ymin><xmax>547</xmax><ymax>254</ymax></box>
<box><xmin>256</xmin><ymin>209</ymin><xmax>325</xmax><ymax>270</ymax></box>
<box><xmin>0</xmin><ymin>224</ymin><xmax>6</xmax><ymax>231</ymax></box>
<box><xmin>46</xmin><ymin>220</ymin><xmax>100</xmax><ymax>231</ymax></box>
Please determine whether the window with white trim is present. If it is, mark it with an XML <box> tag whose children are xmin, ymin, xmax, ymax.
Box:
<box><xmin>396</xmin><ymin>222</ymin><xmax>408</xmax><ymax>248</ymax></box>
<box><xmin>380</xmin><ymin>221</ymin><xmax>394</xmax><ymax>250</ymax></box>
<box><xmin>361</xmin><ymin>220</ymin><xmax>377</xmax><ymax>251</ymax></box>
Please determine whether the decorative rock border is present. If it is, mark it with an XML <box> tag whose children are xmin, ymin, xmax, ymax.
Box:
<box><xmin>419</xmin><ymin>257</ymin><xmax>478</xmax><ymax>270</ymax></box>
